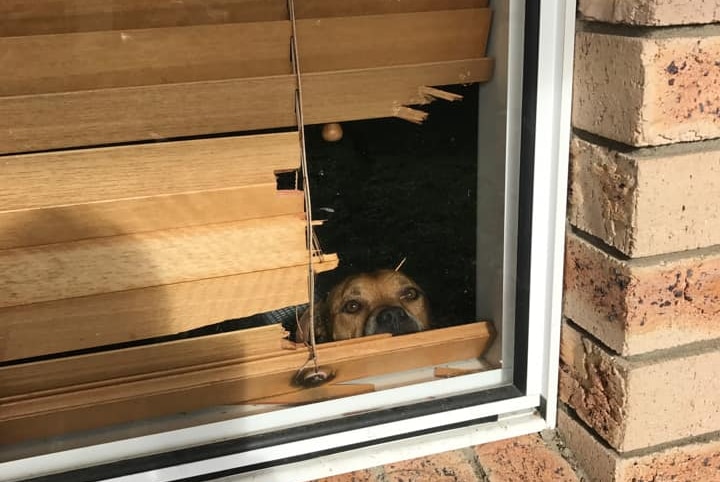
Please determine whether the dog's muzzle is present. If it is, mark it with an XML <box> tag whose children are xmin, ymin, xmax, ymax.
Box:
<box><xmin>364</xmin><ymin>307</ymin><xmax>422</xmax><ymax>336</ymax></box>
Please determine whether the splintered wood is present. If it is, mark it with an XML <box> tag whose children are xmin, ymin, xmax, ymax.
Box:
<box><xmin>0</xmin><ymin>133</ymin><xmax>302</xmax><ymax>249</ymax></box>
<box><xmin>0</xmin><ymin>7</ymin><xmax>494</xmax><ymax>153</ymax></box>
<box><xmin>0</xmin><ymin>216</ymin><xmax>315</xmax><ymax>308</ymax></box>
<box><xmin>419</xmin><ymin>86</ymin><xmax>464</xmax><ymax>103</ymax></box>
<box><xmin>0</xmin><ymin>259</ymin><xmax>339</xmax><ymax>362</ymax></box>
<box><xmin>0</xmin><ymin>128</ymin><xmax>343</xmax><ymax>364</ymax></box>
<box><xmin>0</xmin><ymin>321</ymin><xmax>494</xmax><ymax>445</ymax></box>
<box><xmin>393</xmin><ymin>105</ymin><xmax>430</xmax><ymax>124</ymax></box>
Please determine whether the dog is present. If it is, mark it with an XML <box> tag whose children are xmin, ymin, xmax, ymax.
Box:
<box><xmin>296</xmin><ymin>270</ymin><xmax>431</xmax><ymax>343</ymax></box>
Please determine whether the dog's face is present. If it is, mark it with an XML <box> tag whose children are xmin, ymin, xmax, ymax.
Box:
<box><xmin>297</xmin><ymin>270</ymin><xmax>431</xmax><ymax>343</ymax></box>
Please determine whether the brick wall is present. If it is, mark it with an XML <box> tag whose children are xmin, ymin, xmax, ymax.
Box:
<box><xmin>559</xmin><ymin>1</ymin><xmax>720</xmax><ymax>481</ymax></box>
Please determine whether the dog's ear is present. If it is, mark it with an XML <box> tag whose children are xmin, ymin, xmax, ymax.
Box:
<box><xmin>296</xmin><ymin>302</ymin><xmax>331</xmax><ymax>344</ymax></box>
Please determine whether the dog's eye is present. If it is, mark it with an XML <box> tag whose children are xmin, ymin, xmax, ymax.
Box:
<box><xmin>401</xmin><ymin>287</ymin><xmax>420</xmax><ymax>301</ymax></box>
<box><xmin>342</xmin><ymin>300</ymin><xmax>362</xmax><ymax>313</ymax></box>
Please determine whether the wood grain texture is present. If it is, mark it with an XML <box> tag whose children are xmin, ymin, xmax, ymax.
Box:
<box><xmin>1</xmin><ymin>9</ymin><xmax>489</xmax><ymax>96</ymax></box>
<box><xmin>0</xmin><ymin>22</ymin><xmax>292</xmax><ymax>96</ymax></box>
<box><xmin>0</xmin><ymin>59</ymin><xmax>492</xmax><ymax>154</ymax></box>
<box><xmin>0</xmin><ymin>325</ymin><xmax>288</xmax><ymax>398</ymax></box>
<box><xmin>0</xmin><ymin>0</ymin><xmax>487</xmax><ymax>36</ymax></box>
<box><xmin>0</xmin><ymin>133</ymin><xmax>299</xmax><ymax>212</ymax></box>
<box><xmin>0</xmin><ymin>258</ymin><xmax>338</xmax><ymax>362</ymax></box>
<box><xmin>296</xmin><ymin>0</ymin><xmax>488</xmax><ymax>19</ymax></box>
<box><xmin>0</xmin><ymin>132</ymin><xmax>302</xmax><ymax>247</ymax></box>
<box><xmin>0</xmin><ymin>184</ymin><xmax>304</xmax><ymax>250</ymax></box>
<box><xmin>0</xmin><ymin>1</ymin><xmax>287</xmax><ymax>36</ymax></box>
<box><xmin>0</xmin><ymin>215</ymin><xmax>313</xmax><ymax>308</ymax></box>
<box><xmin>0</xmin><ymin>75</ymin><xmax>296</xmax><ymax>154</ymax></box>
<box><xmin>302</xmin><ymin>59</ymin><xmax>494</xmax><ymax>124</ymax></box>
<box><xmin>299</xmin><ymin>9</ymin><xmax>490</xmax><ymax>73</ymax></box>
<box><xmin>0</xmin><ymin>321</ymin><xmax>493</xmax><ymax>444</ymax></box>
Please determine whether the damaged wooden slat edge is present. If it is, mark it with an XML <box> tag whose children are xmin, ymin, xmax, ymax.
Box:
<box><xmin>0</xmin><ymin>215</ymin><xmax>315</xmax><ymax>309</ymax></box>
<box><xmin>0</xmin><ymin>132</ymin><xmax>300</xmax><ymax>213</ymax></box>
<box><xmin>0</xmin><ymin>324</ymin><xmax>289</xmax><ymax>399</ymax></box>
<box><xmin>0</xmin><ymin>131</ymin><xmax>304</xmax><ymax>248</ymax></box>
<box><xmin>0</xmin><ymin>184</ymin><xmax>305</xmax><ymax>250</ymax></box>
<box><xmin>0</xmin><ymin>59</ymin><xmax>493</xmax><ymax>154</ymax></box>
<box><xmin>393</xmin><ymin>105</ymin><xmax>429</xmax><ymax>124</ymax></box>
<box><xmin>0</xmin><ymin>256</ymin><xmax>339</xmax><ymax>362</ymax></box>
<box><xmin>419</xmin><ymin>86</ymin><xmax>464</xmax><ymax>102</ymax></box>
<box><xmin>0</xmin><ymin>321</ymin><xmax>493</xmax><ymax>444</ymax></box>
<box><xmin>394</xmin><ymin>86</ymin><xmax>465</xmax><ymax>124</ymax></box>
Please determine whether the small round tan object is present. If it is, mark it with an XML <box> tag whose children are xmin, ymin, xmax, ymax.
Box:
<box><xmin>321</xmin><ymin>122</ymin><xmax>343</xmax><ymax>142</ymax></box>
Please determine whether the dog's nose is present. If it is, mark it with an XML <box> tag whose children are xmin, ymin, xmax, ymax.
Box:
<box><xmin>374</xmin><ymin>307</ymin><xmax>417</xmax><ymax>335</ymax></box>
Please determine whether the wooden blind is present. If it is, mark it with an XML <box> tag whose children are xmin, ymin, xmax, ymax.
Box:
<box><xmin>0</xmin><ymin>0</ymin><xmax>493</xmax><ymax>154</ymax></box>
<box><xmin>0</xmin><ymin>0</ymin><xmax>495</xmax><ymax>445</ymax></box>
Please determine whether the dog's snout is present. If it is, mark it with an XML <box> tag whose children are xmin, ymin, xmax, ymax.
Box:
<box><xmin>376</xmin><ymin>307</ymin><xmax>408</xmax><ymax>330</ymax></box>
<box><xmin>367</xmin><ymin>307</ymin><xmax>420</xmax><ymax>336</ymax></box>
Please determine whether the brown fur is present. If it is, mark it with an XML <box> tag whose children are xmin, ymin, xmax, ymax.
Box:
<box><xmin>297</xmin><ymin>270</ymin><xmax>431</xmax><ymax>343</ymax></box>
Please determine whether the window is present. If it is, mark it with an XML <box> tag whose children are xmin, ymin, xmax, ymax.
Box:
<box><xmin>0</xmin><ymin>1</ymin><xmax>576</xmax><ymax>480</ymax></box>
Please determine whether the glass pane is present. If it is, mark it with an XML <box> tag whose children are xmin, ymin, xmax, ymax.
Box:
<box><xmin>0</xmin><ymin>0</ymin><xmax>518</xmax><ymax>465</ymax></box>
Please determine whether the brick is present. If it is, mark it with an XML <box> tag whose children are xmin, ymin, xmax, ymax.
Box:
<box><xmin>621</xmin><ymin>440</ymin><xmax>720</xmax><ymax>482</ymax></box>
<box><xmin>573</xmin><ymin>31</ymin><xmax>720</xmax><ymax>146</ymax></box>
<box><xmin>579</xmin><ymin>0</ymin><xmax>720</xmax><ymax>26</ymax></box>
<box><xmin>564</xmin><ymin>231</ymin><xmax>720</xmax><ymax>355</ymax></box>
<box><xmin>559</xmin><ymin>322</ymin><xmax>720</xmax><ymax>451</ymax></box>
<box><xmin>558</xmin><ymin>408</ymin><xmax>619</xmax><ymax>482</ymax></box>
<box><xmin>383</xmin><ymin>449</ymin><xmax>480</xmax><ymax>482</ymax></box>
<box><xmin>474</xmin><ymin>435</ymin><xmax>580</xmax><ymax>482</ymax></box>
<box><xmin>313</xmin><ymin>469</ymin><xmax>381</xmax><ymax>482</ymax></box>
<box><xmin>569</xmin><ymin>136</ymin><xmax>720</xmax><ymax>257</ymax></box>
<box><xmin>558</xmin><ymin>406</ymin><xmax>720</xmax><ymax>482</ymax></box>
